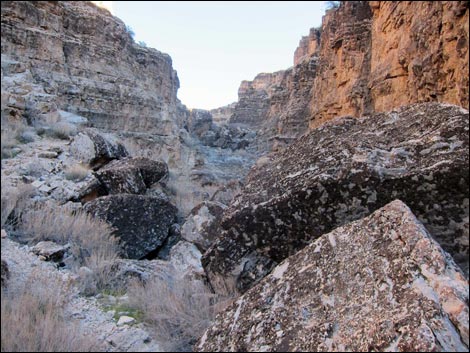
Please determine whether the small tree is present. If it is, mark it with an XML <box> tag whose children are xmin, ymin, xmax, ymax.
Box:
<box><xmin>126</xmin><ymin>25</ymin><xmax>135</xmax><ymax>39</ymax></box>
<box><xmin>326</xmin><ymin>1</ymin><xmax>341</xmax><ymax>10</ymax></box>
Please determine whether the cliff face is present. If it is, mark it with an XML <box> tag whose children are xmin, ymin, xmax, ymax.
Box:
<box><xmin>310</xmin><ymin>1</ymin><xmax>469</xmax><ymax>128</ymax></box>
<box><xmin>226</xmin><ymin>1</ymin><xmax>469</xmax><ymax>138</ymax></box>
<box><xmin>228</xmin><ymin>57</ymin><xmax>317</xmax><ymax>152</ymax></box>
<box><xmin>1</xmin><ymin>1</ymin><xmax>261</xmax><ymax>216</ymax></box>
<box><xmin>293</xmin><ymin>27</ymin><xmax>321</xmax><ymax>66</ymax></box>
<box><xmin>1</xmin><ymin>1</ymin><xmax>181</xmax><ymax>133</ymax></box>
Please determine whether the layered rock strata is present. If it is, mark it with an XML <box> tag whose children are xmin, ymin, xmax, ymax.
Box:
<box><xmin>202</xmin><ymin>103</ymin><xmax>469</xmax><ymax>293</ymax></box>
<box><xmin>228</xmin><ymin>57</ymin><xmax>318</xmax><ymax>152</ymax></box>
<box><xmin>295</xmin><ymin>1</ymin><xmax>469</xmax><ymax>128</ymax></box>
<box><xmin>225</xmin><ymin>1</ymin><xmax>469</xmax><ymax>147</ymax></box>
<box><xmin>1</xmin><ymin>1</ymin><xmax>181</xmax><ymax>133</ymax></box>
<box><xmin>197</xmin><ymin>200</ymin><xmax>469</xmax><ymax>352</ymax></box>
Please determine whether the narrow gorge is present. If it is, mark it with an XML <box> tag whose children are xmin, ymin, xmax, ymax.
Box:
<box><xmin>1</xmin><ymin>1</ymin><xmax>468</xmax><ymax>352</ymax></box>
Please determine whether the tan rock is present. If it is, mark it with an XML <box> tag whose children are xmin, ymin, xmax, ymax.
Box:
<box><xmin>309</xmin><ymin>1</ymin><xmax>469</xmax><ymax>128</ymax></box>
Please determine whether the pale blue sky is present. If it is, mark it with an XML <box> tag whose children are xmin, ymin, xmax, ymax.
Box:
<box><xmin>113</xmin><ymin>1</ymin><xmax>326</xmax><ymax>109</ymax></box>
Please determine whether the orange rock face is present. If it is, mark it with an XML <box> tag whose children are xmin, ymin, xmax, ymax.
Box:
<box><xmin>307</xmin><ymin>1</ymin><xmax>469</xmax><ymax>129</ymax></box>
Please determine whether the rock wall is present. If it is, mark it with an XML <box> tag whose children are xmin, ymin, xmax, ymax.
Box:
<box><xmin>228</xmin><ymin>57</ymin><xmax>318</xmax><ymax>152</ymax></box>
<box><xmin>226</xmin><ymin>1</ymin><xmax>469</xmax><ymax>141</ymax></box>
<box><xmin>308</xmin><ymin>1</ymin><xmax>469</xmax><ymax>128</ymax></box>
<box><xmin>293</xmin><ymin>27</ymin><xmax>321</xmax><ymax>66</ymax></box>
<box><xmin>1</xmin><ymin>1</ymin><xmax>181</xmax><ymax>133</ymax></box>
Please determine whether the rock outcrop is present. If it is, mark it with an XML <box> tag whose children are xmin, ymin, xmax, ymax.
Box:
<box><xmin>197</xmin><ymin>200</ymin><xmax>469</xmax><ymax>352</ymax></box>
<box><xmin>1</xmin><ymin>1</ymin><xmax>181</xmax><ymax>133</ymax></box>
<box><xmin>296</xmin><ymin>1</ymin><xmax>469</xmax><ymax>129</ymax></box>
<box><xmin>70</xmin><ymin>129</ymin><xmax>128</xmax><ymax>170</ymax></box>
<box><xmin>84</xmin><ymin>194</ymin><xmax>177</xmax><ymax>259</ymax></box>
<box><xmin>228</xmin><ymin>58</ymin><xmax>318</xmax><ymax>152</ymax></box>
<box><xmin>293</xmin><ymin>27</ymin><xmax>321</xmax><ymax>66</ymax></box>
<box><xmin>181</xmin><ymin>201</ymin><xmax>227</xmax><ymax>252</ymax></box>
<box><xmin>95</xmin><ymin>157</ymin><xmax>168</xmax><ymax>195</ymax></box>
<box><xmin>224</xmin><ymin>1</ymin><xmax>469</xmax><ymax>149</ymax></box>
<box><xmin>202</xmin><ymin>103</ymin><xmax>469</xmax><ymax>294</ymax></box>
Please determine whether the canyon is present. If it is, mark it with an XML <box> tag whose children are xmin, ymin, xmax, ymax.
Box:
<box><xmin>1</xmin><ymin>1</ymin><xmax>469</xmax><ymax>352</ymax></box>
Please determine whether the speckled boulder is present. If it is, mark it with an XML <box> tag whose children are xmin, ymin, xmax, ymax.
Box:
<box><xmin>181</xmin><ymin>201</ymin><xmax>227</xmax><ymax>252</ymax></box>
<box><xmin>70</xmin><ymin>129</ymin><xmax>128</xmax><ymax>170</ymax></box>
<box><xmin>202</xmin><ymin>103</ymin><xmax>469</xmax><ymax>294</ymax></box>
<box><xmin>84</xmin><ymin>194</ymin><xmax>177</xmax><ymax>259</ymax></box>
<box><xmin>197</xmin><ymin>200</ymin><xmax>469</xmax><ymax>352</ymax></box>
<box><xmin>95</xmin><ymin>157</ymin><xmax>168</xmax><ymax>195</ymax></box>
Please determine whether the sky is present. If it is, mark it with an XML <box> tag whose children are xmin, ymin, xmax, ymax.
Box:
<box><xmin>112</xmin><ymin>1</ymin><xmax>326</xmax><ymax>110</ymax></box>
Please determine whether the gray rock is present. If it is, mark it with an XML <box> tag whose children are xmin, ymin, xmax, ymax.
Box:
<box><xmin>69</xmin><ymin>129</ymin><xmax>128</xmax><ymax>170</ymax></box>
<box><xmin>84</xmin><ymin>194</ymin><xmax>177</xmax><ymax>259</ymax></box>
<box><xmin>197</xmin><ymin>200</ymin><xmax>469</xmax><ymax>352</ymax></box>
<box><xmin>117</xmin><ymin>316</ymin><xmax>135</xmax><ymax>326</ymax></box>
<box><xmin>210</xmin><ymin>180</ymin><xmax>243</xmax><ymax>206</ymax></box>
<box><xmin>95</xmin><ymin>157</ymin><xmax>168</xmax><ymax>195</ymax></box>
<box><xmin>181</xmin><ymin>201</ymin><xmax>226</xmax><ymax>252</ymax></box>
<box><xmin>104</xmin><ymin>241</ymin><xmax>203</xmax><ymax>291</ymax></box>
<box><xmin>31</xmin><ymin>241</ymin><xmax>70</xmax><ymax>262</ymax></box>
<box><xmin>203</xmin><ymin>103</ymin><xmax>470</xmax><ymax>294</ymax></box>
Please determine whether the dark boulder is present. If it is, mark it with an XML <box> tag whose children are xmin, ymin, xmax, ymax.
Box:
<box><xmin>202</xmin><ymin>103</ymin><xmax>469</xmax><ymax>294</ymax></box>
<box><xmin>84</xmin><ymin>194</ymin><xmax>177</xmax><ymax>259</ymax></box>
<box><xmin>94</xmin><ymin>157</ymin><xmax>168</xmax><ymax>195</ymax></box>
<box><xmin>1</xmin><ymin>259</ymin><xmax>9</xmax><ymax>287</ymax></box>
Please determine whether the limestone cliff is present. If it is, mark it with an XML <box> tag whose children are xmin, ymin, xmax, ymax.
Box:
<box><xmin>310</xmin><ymin>0</ymin><xmax>469</xmax><ymax>128</ymax></box>
<box><xmin>1</xmin><ymin>1</ymin><xmax>258</xmax><ymax>216</ymax></box>
<box><xmin>226</xmin><ymin>1</ymin><xmax>469</xmax><ymax>143</ymax></box>
<box><xmin>293</xmin><ymin>27</ymin><xmax>321</xmax><ymax>66</ymax></box>
<box><xmin>1</xmin><ymin>1</ymin><xmax>181</xmax><ymax>133</ymax></box>
<box><xmin>228</xmin><ymin>57</ymin><xmax>317</xmax><ymax>152</ymax></box>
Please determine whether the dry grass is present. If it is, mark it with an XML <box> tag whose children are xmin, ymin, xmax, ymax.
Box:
<box><xmin>0</xmin><ymin>121</ymin><xmax>28</xmax><ymax>159</ymax></box>
<box><xmin>65</xmin><ymin>163</ymin><xmax>90</xmax><ymax>182</ymax></box>
<box><xmin>18</xmin><ymin>203</ymin><xmax>120</xmax><ymax>294</ymax></box>
<box><xmin>1</xmin><ymin>182</ymin><xmax>36</xmax><ymax>229</ymax></box>
<box><xmin>127</xmin><ymin>273</ymin><xmax>233</xmax><ymax>352</ymax></box>
<box><xmin>49</xmin><ymin>122</ymin><xmax>78</xmax><ymax>140</ymax></box>
<box><xmin>1</xmin><ymin>270</ymin><xmax>98</xmax><ymax>352</ymax></box>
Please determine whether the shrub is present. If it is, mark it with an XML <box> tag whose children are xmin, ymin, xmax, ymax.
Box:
<box><xmin>19</xmin><ymin>159</ymin><xmax>45</xmax><ymax>178</ymax></box>
<box><xmin>0</xmin><ymin>121</ymin><xmax>28</xmax><ymax>159</ymax></box>
<box><xmin>1</xmin><ymin>269</ymin><xmax>98</xmax><ymax>352</ymax></box>
<box><xmin>18</xmin><ymin>129</ymin><xmax>37</xmax><ymax>143</ymax></box>
<box><xmin>18</xmin><ymin>203</ymin><xmax>120</xmax><ymax>294</ymax></box>
<box><xmin>0</xmin><ymin>182</ymin><xmax>36</xmax><ymax>229</ymax></box>
<box><xmin>65</xmin><ymin>163</ymin><xmax>90</xmax><ymax>182</ymax></box>
<box><xmin>49</xmin><ymin>122</ymin><xmax>78</xmax><ymax>140</ymax></box>
<box><xmin>127</xmin><ymin>273</ymin><xmax>233</xmax><ymax>352</ymax></box>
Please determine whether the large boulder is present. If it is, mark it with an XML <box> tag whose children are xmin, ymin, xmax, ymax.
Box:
<box><xmin>102</xmin><ymin>240</ymin><xmax>204</xmax><ymax>291</ymax></box>
<box><xmin>1</xmin><ymin>259</ymin><xmax>9</xmax><ymax>287</ymax></box>
<box><xmin>181</xmin><ymin>201</ymin><xmax>227</xmax><ymax>252</ymax></box>
<box><xmin>69</xmin><ymin>129</ymin><xmax>128</xmax><ymax>170</ymax></box>
<box><xmin>94</xmin><ymin>157</ymin><xmax>168</xmax><ymax>195</ymax></box>
<box><xmin>197</xmin><ymin>200</ymin><xmax>469</xmax><ymax>352</ymax></box>
<box><xmin>84</xmin><ymin>194</ymin><xmax>177</xmax><ymax>259</ymax></box>
<box><xmin>202</xmin><ymin>103</ymin><xmax>469</xmax><ymax>294</ymax></box>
